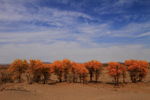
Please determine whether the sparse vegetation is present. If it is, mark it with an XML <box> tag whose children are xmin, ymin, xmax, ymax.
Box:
<box><xmin>0</xmin><ymin>59</ymin><xmax>149</xmax><ymax>86</ymax></box>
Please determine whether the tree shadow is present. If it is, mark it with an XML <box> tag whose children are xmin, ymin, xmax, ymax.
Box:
<box><xmin>88</xmin><ymin>81</ymin><xmax>103</xmax><ymax>84</ymax></box>
<box><xmin>105</xmin><ymin>82</ymin><xmax>127</xmax><ymax>88</ymax></box>
<box><xmin>1</xmin><ymin>86</ymin><xmax>30</xmax><ymax>92</ymax></box>
<box><xmin>47</xmin><ymin>80</ymin><xmax>61</xmax><ymax>85</ymax></box>
<box><xmin>105</xmin><ymin>82</ymin><xmax>115</xmax><ymax>85</ymax></box>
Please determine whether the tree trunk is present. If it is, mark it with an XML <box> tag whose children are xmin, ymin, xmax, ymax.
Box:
<box><xmin>89</xmin><ymin>71</ymin><xmax>93</xmax><ymax>82</ymax></box>
<box><xmin>95</xmin><ymin>70</ymin><xmax>100</xmax><ymax>82</ymax></box>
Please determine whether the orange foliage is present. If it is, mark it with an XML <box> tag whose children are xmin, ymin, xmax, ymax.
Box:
<box><xmin>62</xmin><ymin>59</ymin><xmax>72</xmax><ymax>81</ymax></box>
<box><xmin>51</xmin><ymin>59</ymin><xmax>73</xmax><ymax>82</ymax></box>
<box><xmin>85</xmin><ymin>60</ymin><xmax>102</xmax><ymax>82</ymax></box>
<box><xmin>85</xmin><ymin>60</ymin><xmax>102</xmax><ymax>70</ymax></box>
<box><xmin>39</xmin><ymin>64</ymin><xmax>51</xmax><ymax>84</ymax></box>
<box><xmin>5</xmin><ymin>58</ymin><xmax>149</xmax><ymax>85</ymax></box>
<box><xmin>51</xmin><ymin>60</ymin><xmax>63</xmax><ymax>70</ymax></box>
<box><xmin>28</xmin><ymin>59</ymin><xmax>43</xmax><ymax>71</ymax></box>
<box><xmin>107</xmin><ymin>62</ymin><xmax>122</xmax><ymax>76</ymax></box>
<box><xmin>8</xmin><ymin>59</ymin><xmax>28</xmax><ymax>82</ymax></box>
<box><xmin>26</xmin><ymin>59</ymin><xmax>51</xmax><ymax>84</ymax></box>
<box><xmin>107</xmin><ymin>62</ymin><xmax>126</xmax><ymax>85</ymax></box>
<box><xmin>125</xmin><ymin>60</ymin><xmax>148</xmax><ymax>82</ymax></box>
<box><xmin>51</xmin><ymin>60</ymin><xmax>64</xmax><ymax>82</ymax></box>
<box><xmin>72</xmin><ymin>63</ymin><xmax>88</xmax><ymax>83</ymax></box>
<box><xmin>70</xmin><ymin>62</ymin><xmax>79</xmax><ymax>82</ymax></box>
<box><xmin>76</xmin><ymin>63</ymin><xmax>88</xmax><ymax>74</ymax></box>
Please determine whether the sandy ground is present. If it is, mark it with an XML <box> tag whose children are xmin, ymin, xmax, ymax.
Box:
<box><xmin>0</xmin><ymin>68</ymin><xmax>150</xmax><ymax>100</ymax></box>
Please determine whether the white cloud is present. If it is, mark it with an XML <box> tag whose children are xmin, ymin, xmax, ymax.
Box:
<box><xmin>0</xmin><ymin>0</ymin><xmax>150</xmax><ymax>63</ymax></box>
<box><xmin>0</xmin><ymin>0</ymin><xmax>149</xmax><ymax>39</ymax></box>
<box><xmin>0</xmin><ymin>20</ymin><xmax>150</xmax><ymax>46</ymax></box>
<box><xmin>0</xmin><ymin>42</ymin><xmax>150</xmax><ymax>63</ymax></box>
<box><xmin>0</xmin><ymin>1</ymin><xmax>92</xmax><ymax>23</ymax></box>
<box><xmin>115</xmin><ymin>0</ymin><xmax>139</xmax><ymax>6</ymax></box>
<box><xmin>137</xmin><ymin>32</ymin><xmax>150</xmax><ymax>37</ymax></box>
<box><xmin>105</xmin><ymin>22</ymin><xmax>150</xmax><ymax>37</ymax></box>
<box><xmin>0</xmin><ymin>28</ymin><xmax>74</xmax><ymax>44</ymax></box>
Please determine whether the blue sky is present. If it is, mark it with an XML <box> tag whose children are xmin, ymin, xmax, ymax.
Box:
<box><xmin>0</xmin><ymin>0</ymin><xmax>150</xmax><ymax>63</ymax></box>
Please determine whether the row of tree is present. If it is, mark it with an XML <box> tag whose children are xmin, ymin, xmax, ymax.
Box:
<box><xmin>1</xmin><ymin>59</ymin><xmax>149</xmax><ymax>86</ymax></box>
